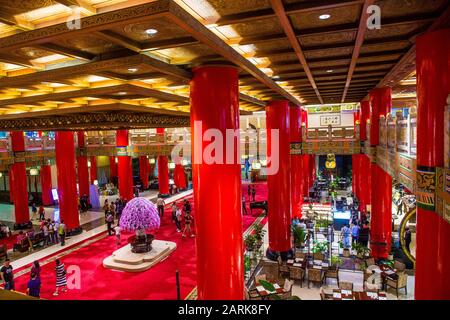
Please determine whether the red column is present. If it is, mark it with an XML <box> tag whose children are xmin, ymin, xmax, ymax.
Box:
<box><xmin>116</xmin><ymin>130</ymin><xmax>133</xmax><ymax>201</ymax></box>
<box><xmin>40</xmin><ymin>165</ymin><xmax>53</xmax><ymax>206</ymax></box>
<box><xmin>174</xmin><ymin>163</ymin><xmax>187</xmax><ymax>190</ymax></box>
<box><xmin>368</xmin><ymin>87</ymin><xmax>392</xmax><ymax>259</ymax></box>
<box><xmin>76</xmin><ymin>132</ymin><xmax>90</xmax><ymax>200</ymax></box>
<box><xmin>109</xmin><ymin>156</ymin><xmax>118</xmax><ymax>179</ymax></box>
<box><xmin>139</xmin><ymin>156</ymin><xmax>149</xmax><ymax>189</ymax></box>
<box><xmin>157</xmin><ymin>156</ymin><xmax>169</xmax><ymax>196</ymax></box>
<box><xmin>156</xmin><ymin>128</ymin><xmax>169</xmax><ymax>196</ymax></box>
<box><xmin>352</xmin><ymin>112</ymin><xmax>360</xmax><ymax>196</ymax></box>
<box><xmin>360</xmin><ymin>101</ymin><xmax>370</xmax><ymax>141</ymax></box>
<box><xmin>8</xmin><ymin>169</ymin><xmax>14</xmax><ymax>203</ymax></box>
<box><xmin>55</xmin><ymin>131</ymin><xmax>80</xmax><ymax>232</ymax></box>
<box><xmin>190</xmin><ymin>66</ymin><xmax>243</xmax><ymax>299</ymax></box>
<box><xmin>89</xmin><ymin>156</ymin><xmax>97</xmax><ymax>184</ymax></box>
<box><xmin>266</xmin><ymin>100</ymin><xmax>292</xmax><ymax>255</ymax></box>
<box><xmin>300</xmin><ymin>108</ymin><xmax>311</xmax><ymax>197</ymax></box>
<box><xmin>290</xmin><ymin>105</ymin><xmax>303</xmax><ymax>218</ymax></box>
<box><xmin>415</xmin><ymin>29</ymin><xmax>450</xmax><ymax>300</ymax></box>
<box><xmin>302</xmin><ymin>154</ymin><xmax>310</xmax><ymax>197</ymax></box>
<box><xmin>309</xmin><ymin>154</ymin><xmax>316</xmax><ymax>188</ymax></box>
<box><xmin>352</xmin><ymin>154</ymin><xmax>359</xmax><ymax>196</ymax></box>
<box><xmin>370</xmin><ymin>165</ymin><xmax>392</xmax><ymax>259</ymax></box>
<box><xmin>10</xmin><ymin>131</ymin><xmax>30</xmax><ymax>228</ymax></box>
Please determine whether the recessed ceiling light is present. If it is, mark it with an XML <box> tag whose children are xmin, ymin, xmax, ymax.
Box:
<box><xmin>326</xmin><ymin>69</ymin><xmax>334</xmax><ymax>73</ymax></box>
<box><xmin>319</xmin><ymin>14</ymin><xmax>331</xmax><ymax>20</ymax></box>
<box><xmin>145</xmin><ymin>28</ymin><xmax>158</xmax><ymax>35</ymax></box>
<box><xmin>272</xmin><ymin>76</ymin><xmax>280</xmax><ymax>80</ymax></box>
<box><xmin>128</xmin><ymin>68</ymin><xmax>138</xmax><ymax>73</ymax></box>
<box><xmin>118</xmin><ymin>92</ymin><xmax>127</xmax><ymax>95</ymax></box>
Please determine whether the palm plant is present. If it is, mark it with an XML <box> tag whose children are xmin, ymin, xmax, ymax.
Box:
<box><xmin>292</xmin><ymin>225</ymin><xmax>307</xmax><ymax>248</ymax></box>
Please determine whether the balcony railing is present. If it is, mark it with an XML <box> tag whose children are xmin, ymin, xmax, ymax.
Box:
<box><xmin>302</xmin><ymin>125</ymin><xmax>359</xmax><ymax>141</ymax></box>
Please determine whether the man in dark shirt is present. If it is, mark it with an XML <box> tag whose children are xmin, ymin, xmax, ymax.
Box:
<box><xmin>27</xmin><ymin>272</ymin><xmax>41</xmax><ymax>298</ymax></box>
<box><xmin>0</xmin><ymin>259</ymin><xmax>14</xmax><ymax>290</ymax></box>
<box><xmin>404</xmin><ymin>227</ymin><xmax>412</xmax><ymax>252</ymax></box>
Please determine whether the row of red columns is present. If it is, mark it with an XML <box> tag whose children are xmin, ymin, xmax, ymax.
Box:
<box><xmin>352</xmin><ymin>29</ymin><xmax>450</xmax><ymax>299</ymax></box>
<box><xmin>8</xmin><ymin>129</ymin><xmax>183</xmax><ymax>232</ymax></box>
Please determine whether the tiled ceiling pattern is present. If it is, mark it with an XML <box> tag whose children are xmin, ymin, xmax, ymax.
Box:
<box><xmin>0</xmin><ymin>0</ymin><xmax>448</xmax><ymax>127</ymax></box>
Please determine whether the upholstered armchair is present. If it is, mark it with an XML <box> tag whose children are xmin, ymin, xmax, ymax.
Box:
<box><xmin>386</xmin><ymin>272</ymin><xmax>408</xmax><ymax>297</ymax></box>
<box><xmin>277</xmin><ymin>256</ymin><xmax>290</xmax><ymax>278</ymax></box>
<box><xmin>307</xmin><ymin>268</ymin><xmax>324</xmax><ymax>288</ymax></box>
<box><xmin>289</xmin><ymin>266</ymin><xmax>305</xmax><ymax>287</ymax></box>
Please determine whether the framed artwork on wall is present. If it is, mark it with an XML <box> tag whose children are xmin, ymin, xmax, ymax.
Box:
<box><xmin>320</xmin><ymin>115</ymin><xmax>341</xmax><ymax>126</ymax></box>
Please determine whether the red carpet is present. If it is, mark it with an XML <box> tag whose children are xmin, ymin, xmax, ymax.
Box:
<box><xmin>12</xmin><ymin>182</ymin><xmax>268</xmax><ymax>300</ymax></box>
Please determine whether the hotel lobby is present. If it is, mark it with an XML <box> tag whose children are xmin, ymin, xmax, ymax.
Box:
<box><xmin>0</xmin><ymin>0</ymin><xmax>449</xmax><ymax>302</ymax></box>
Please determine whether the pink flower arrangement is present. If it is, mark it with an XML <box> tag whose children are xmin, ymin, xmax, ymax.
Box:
<box><xmin>119</xmin><ymin>197</ymin><xmax>160</xmax><ymax>232</ymax></box>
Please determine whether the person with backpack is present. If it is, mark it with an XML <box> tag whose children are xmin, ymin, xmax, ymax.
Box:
<box><xmin>53</xmin><ymin>259</ymin><xmax>67</xmax><ymax>296</ymax></box>
<box><xmin>58</xmin><ymin>220</ymin><xmax>66</xmax><ymax>246</ymax></box>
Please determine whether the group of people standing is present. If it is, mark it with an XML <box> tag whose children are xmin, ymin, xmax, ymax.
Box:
<box><xmin>340</xmin><ymin>220</ymin><xmax>370</xmax><ymax>248</ymax></box>
<box><xmin>103</xmin><ymin>198</ymin><xmax>126</xmax><ymax>242</ymax></box>
<box><xmin>1</xmin><ymin>258</ymin><xmax>68</xmax><ymax>298</ymax></box>
<box><xmin>171</xmin><ymin>199</ymin><xmax>194</xmax><ymax>238</ymax></box>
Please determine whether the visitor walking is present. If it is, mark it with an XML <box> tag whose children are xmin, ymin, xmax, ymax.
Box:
<box><xmin>182</xmin><ymin>212</ymin><xmax>195</xmax><ymax>238</ymax></box>
<box><xmin>171</xmin><ymin>202</ymin><xmax>178</xmax><ymax>222</ymax></box>
<box><xmin>58</xmin><ymin>220</ymin><xmax>66</xmax><ymax>246</ymax></box>
<box><xmin>53</xmin><ymin>259</ymin><xmax>67</xmax><ymax>296</ymax></box>
<box><xmin>251</xmin><ymin>185</ymin><xmax>256</xmax><ymax>202</ymax></box>
<box><xmin>31</xmin><ymin>203</ymin><xmax>38</xmax><ymax>221</ymax></box>
<box><xmin>359</xmin><ymin>221</ymin><xmax>370</xmax><ymax>247</ymax></box>
<box><xmin>404</xmin><ymin>226</ymin><xmax>412</xmax><ymax>252</ymax></box>
<box><xmin>114</xmin><ymin>224</ymin><xmax>121</xmax><ymax>245</ymax></box>
<box><xmin>0</xmin><ymin>259</ymin><xmax>14</xmax><ymax>290</ymax></box>
<box><xmin>52</xmin><ymin>221</ymin><xmax>59</xmax><ymax>244</ymax></box>
<box><xmin>341</xmin><ymin>224</ymin><xmax>351</xmax><ymax>249</ymax></box>
<box><xmin>156</xmin><ymin>197</ymin><xmax>165</xmax><ymax>217</ymax></box>
<box><xmin>38</xmin><ymin>205</ymin><xmax>45</xmax><ymax>221</ymax></box>
<box><xmin>351</xmin><ymin>222</ymin><xmax>360</xmax><ymax>244</ymax></box>
<box><xmin>31</xmin><ymin>261</ymin><xmax>41</xmax><ymax>280</ymax></box>
<box><xmin>183</xmin><ymin>199</ymin><xmax>191</xmax><ymax>215</ymax></box>
<box><xmin>42</xmin><ymin>222</ymin><xmax>50</xmax><ymax>246</ymax></box>
<box><xmin>175</xmin><ymin>207</ymin><xmax>182</xmax><ymax>232</ymax></box>
<box><xmin>103</xmin><ymin>199</ymin><xmax>109</xmax><ymax>217</ymax></box>
<box><xmin>27</xmin><ymin>272</ymin><xmax>41</xmax><ymax>298</ymax></box>
<box><xmin>106</xmin><ymin>212</ymin><xmax>114</xmax><ymax>236</ymax></box>
<box><xmin>242</xmin><ymin>196</ymin><xmax>248</xmax><ymax>215</ymax></box>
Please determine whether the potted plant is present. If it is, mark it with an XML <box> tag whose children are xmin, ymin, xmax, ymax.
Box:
<box><xmin>244</xmin><ymin>234</ymin><xmax>257</xmax><ymax>253</ymax></box>
<box><xmin>352</xmin><ymin>242</ymin><xmax>371</xmax><ymax>259</ymax></box>
<box><xmin>120</xmin><ymin>197</ymin><xmax>160</xmax><ymax>253</ymax></box>
<box><xmin>253</xmin><ymin>224</ymin><xmax>266</xmax><ymax>248</ymax></box>
<box><xmin>339</xmin><ymin>240</ymin><xmax>351</xmax><ymax>257</ymax></box>
<box><xmin>292</xmin><ymin>225</ymin><xmax>307</xmax><ymax>249</ymax></box>
<box><xmin>312</xmin><ymin>240</ymin><xmax>328</xmax><ymax>254</ymax></box>
<box><xmin>330</xmin><ymin>255</ymin><xmax>342</xmax><ymax>268</ymax></box>
<box><xmin>244</xmin><ymin>255</ymin><xmax>252</xmax><ymax>275</ymax></box>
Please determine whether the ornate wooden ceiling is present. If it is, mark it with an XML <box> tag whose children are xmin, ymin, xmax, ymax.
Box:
<box><xmin>0</xmin><ymin>0</ymin><xmax>449</xmax><ymax>130</ymax></box>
